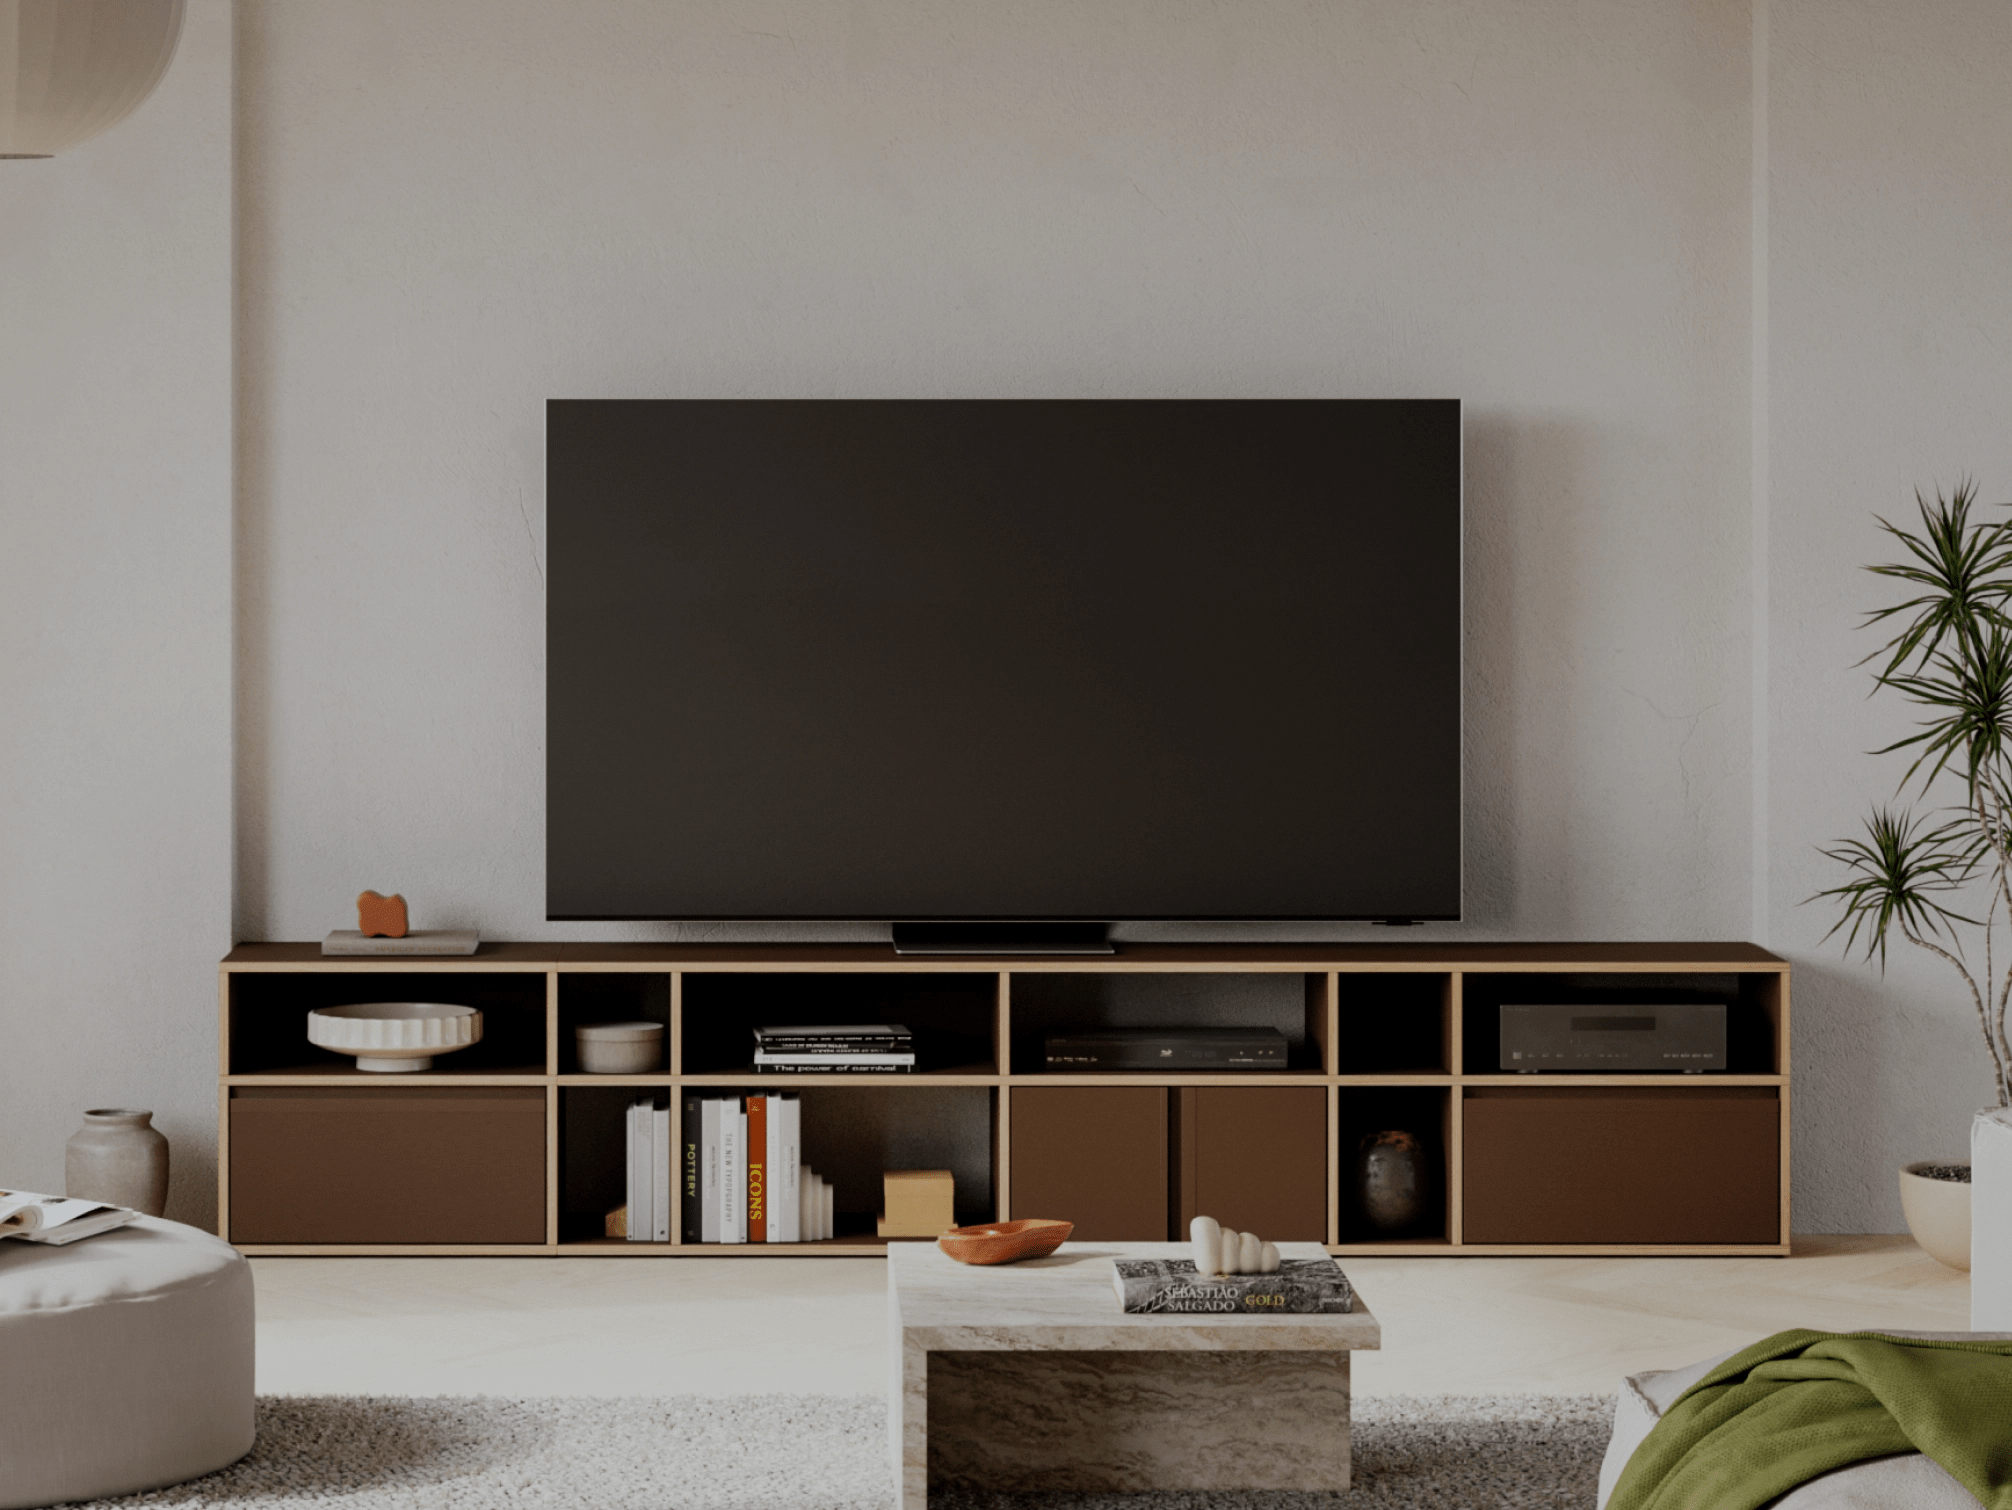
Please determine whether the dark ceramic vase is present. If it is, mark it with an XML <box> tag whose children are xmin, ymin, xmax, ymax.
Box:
<box><xmin>1357</xmin><ymin>1129</ymin><xmax>1428</xmax><ymax>1233</ymax></box>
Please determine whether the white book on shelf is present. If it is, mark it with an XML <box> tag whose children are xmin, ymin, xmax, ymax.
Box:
<box><xmin>624</xmin><ymin>1099</ymin><xmax>644</xmax><ymax>1242</ymax></box>
<box><xmin>751</xmin><ymin>1051</ymin><xmax>916</xmax><ymax>1067</ymax></box>
<box><xmin>720</xmin><ymin>1103</ymin><xmax>744</xmax><ymax>1243</ymax></box>
<box><xmin>775</xmin><ymin>1095</ymin><xmax>800</xmax><ymax>1242</ymax></box>
<box><xmin>653</xmin><ymin>1098</ymin><xmax>671</xmax><ymax>1242</ymax></box>
<box><xmin>643</xmin><ymin>1096</ymin><xmax>659</xmax><ymax>1241</ymax></box>
<box><xmin>799</xmin><ymin>1166</ymin><xmax>813</xmax><ymax>1244</ymax></box>
<box><xmin>641</xmin><ymin>1096</ymin><xmax>659</xmax><ymax>1242</ymax></box>
<box><xmin>700</xmin><ymin>1098</ymin><xmax>721</xmax><ymax>1243</ymax></box>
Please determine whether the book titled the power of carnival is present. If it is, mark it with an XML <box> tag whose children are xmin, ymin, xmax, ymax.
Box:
<box><xmin>1111</xmin><ymin>1255</ymin><xmax>1355</xmax><ymax>1314</ymax></box>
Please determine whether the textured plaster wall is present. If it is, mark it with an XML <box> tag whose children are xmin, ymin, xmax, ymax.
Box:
<box><xmin>1770</xmin><ymin>0</ymin><xmax>2012</xmax><ymax>1230</ymax></box>
<box><xmin>0</xmin><ymin>3</ymin><xmax>233</xmax><ymax>1223</ymax></box>
<box><xmin>19</xmin><ymin>2</ymin><xmax>2007</xmax><ymax>1235</ymax></box>
<box><xmin>235</xmin><ymin>0</ymin><xmax>1755</xmax><ymax>952</ymax></box>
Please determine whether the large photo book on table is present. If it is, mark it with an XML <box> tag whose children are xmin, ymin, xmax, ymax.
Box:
<box><xmin>1113</xmin><ymin>1256</ymin><xmax>1355</xmax><ymax>1314</ymax></box>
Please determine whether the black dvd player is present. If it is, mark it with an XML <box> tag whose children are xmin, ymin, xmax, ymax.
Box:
<box><xmin>1044</xmin><ymin>1027</ymin><xmax>1290</xmax><ymax>1070</ymax></box>
<box><xmin>1499</xmin><ymin>1002</ymin><xmax>1726</xmax><ymax>1072</ymax></box>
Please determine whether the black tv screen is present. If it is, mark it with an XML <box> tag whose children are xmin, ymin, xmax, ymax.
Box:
<box><xmin>547</xmin><ymin>399</ymin><xmax>1461</xmax><ymax>924</ymax></box>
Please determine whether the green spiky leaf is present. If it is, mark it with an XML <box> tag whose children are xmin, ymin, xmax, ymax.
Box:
<box><xmin>1812</xmin><ymin>807</ymin><xmax>1982</xmax><ymax>966</ymax></box>
<box><xmin>1874</xmin><ymin>623</ymin><xmax>2012</xmax><ymax>793</ymax></box>
<box><xmin>1861</xmin><ymin>480</ymin><xmax>2012</xmax><ymax>686</ymax></box>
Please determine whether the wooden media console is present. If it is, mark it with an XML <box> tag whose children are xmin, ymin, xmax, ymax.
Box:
<box><xmin>217</xmin><ymin>941</ymin><xmax>1790</xmax><ymax>1256</ymax></box>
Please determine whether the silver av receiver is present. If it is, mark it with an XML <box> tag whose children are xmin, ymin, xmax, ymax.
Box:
<box><xmin>1499</xmin><ymin>1002</ymin><xmax>1726</xmax><ymax>1072</ymax></box>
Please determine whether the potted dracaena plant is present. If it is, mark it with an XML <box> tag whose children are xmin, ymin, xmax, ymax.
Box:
<box><xmin>1814</xmin><ymin>479</ymin><xmax>2012</xmax><ymax>1269</ymax></box>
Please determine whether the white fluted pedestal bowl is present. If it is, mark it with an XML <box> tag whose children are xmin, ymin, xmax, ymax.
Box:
<box><xmin>306</xmin><ymin>1002</ymin><xmax>483</xmax><ymax>1072</ymax></box>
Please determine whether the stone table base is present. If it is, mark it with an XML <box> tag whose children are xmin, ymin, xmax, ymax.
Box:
<box><xmin>927</xmin><ymin>1348</ymin><xmax>1350</xmax><ymax>1493</ymax></box>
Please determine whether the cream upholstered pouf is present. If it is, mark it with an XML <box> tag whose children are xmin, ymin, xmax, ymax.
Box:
<box><xmin>0</xmin><ymin>1216</ymin><xmax>254</xmax><ymax>1509</ymax></box>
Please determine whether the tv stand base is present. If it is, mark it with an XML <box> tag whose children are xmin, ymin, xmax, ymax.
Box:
<box><xmin>891</xmin><ymin>922</ymin><xmax>1114</xmax><ymax>956</ymax></box>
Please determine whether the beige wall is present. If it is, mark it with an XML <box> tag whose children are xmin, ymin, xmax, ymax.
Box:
<box><xmin>5</xmin><ymin>2</ymin><xmax>2009</xmax><ymax>1231</ymax></box>
<box><xmin>1768</xmin><ymin>0</ymin><xmax>2012</xmax><ymax>1226</ymax></box>
<box><xmin>234</xmin><ymin>0</ymin><xmax>1754</xmax><ymax>949</ymax></box>
<box><xmin>0</xmin><ymin>4</ymin><xmax>232</xmax><ymax>1219</ymax></box>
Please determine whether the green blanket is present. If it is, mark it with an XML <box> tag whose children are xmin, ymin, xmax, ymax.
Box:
<box><xmin>1608</xmin><ymin>1330</ymin><xmax>2012</xmax><ymax>1510</ymax></box>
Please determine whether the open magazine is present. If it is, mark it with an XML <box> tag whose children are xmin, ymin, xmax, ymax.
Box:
<box><xmin>0</xmin><ymin>1191</ymin><xmax>137</xmax><ymax>1246</ymax></box>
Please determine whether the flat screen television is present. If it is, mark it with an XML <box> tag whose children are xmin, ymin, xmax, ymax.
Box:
<box><xmin>547</xmin><ymin>398</ymin><xmax>1461</xmax><ymax>949</ymax></box>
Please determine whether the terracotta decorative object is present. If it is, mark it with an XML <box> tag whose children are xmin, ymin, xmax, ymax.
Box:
<box><xmin>65</xmin><ymin>1108</ymin><xmax>170</xmax><ymax>1216</ymax></box>
<box><xmin>356</xmin><ymin>890</ymin><xmax>409</xmax><ymax>938</ymax></box>
<box><xmin>1357</xmin><ymin>1128</ymin><xmax>1429</xmax><ymax>1232</ymax></box>
<box><xmin>937</xmin><ymin>1218</ymin><xmax>1072</xmax><ymax>1265</ymax></box>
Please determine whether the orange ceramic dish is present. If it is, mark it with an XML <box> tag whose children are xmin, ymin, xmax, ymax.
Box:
<box><xmin>937</xmin><ymin>1218</ymin><xmax>1073</xmax><ymax>1265</ymax></box>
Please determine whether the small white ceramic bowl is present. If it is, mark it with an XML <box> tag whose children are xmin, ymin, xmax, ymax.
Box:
<box><xmin>575</xmin><ymin>1021</ymin><xmax>664</xmax><ymax>1074</ymax></box>
<box><xmin>307</xmin><ymin>1001</ymin><xmax>483</xmax><ymax>1072</ymax></box>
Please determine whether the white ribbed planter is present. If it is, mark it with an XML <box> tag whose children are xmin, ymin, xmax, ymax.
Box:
<box><xmin>307</xmin><ymin>1002</ymin><xmax>482</xmax><ymax>1072</ymax></box>
<box><xmin>1899</xmin><ymin>1161</ymin><xmax>1972</xmax><ymax>1272</ymax></box>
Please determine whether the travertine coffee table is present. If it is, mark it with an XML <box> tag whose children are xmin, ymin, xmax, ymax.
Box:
<box><xmin>888</xmin><ymin>1240</ymin><xmax>1379</xmax><ymax>1507</ymax></box>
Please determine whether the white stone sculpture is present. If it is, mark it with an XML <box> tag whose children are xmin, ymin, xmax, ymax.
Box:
<box><xmin>1189</xmin><ymin>1215</ymin><xmax>1283</xmax><ymax>1275</ymax></box>
<box><xmin>1190</xmin><ymin>1214</ymin><xmax>1222</xmax><ymax>1276</ymax></box>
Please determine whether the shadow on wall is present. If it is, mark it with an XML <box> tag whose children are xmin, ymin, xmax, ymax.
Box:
<box><xmin>232</xmin><ymin>0</ymin><xmax>277</xmax><ymax>946</ymax></box>
<box><xmin>166</xmin><ymin>1124</ymin><xmax>218</xmax><ymax>1233</ymax></box>
<box><xmin>232</xmin><ymin>389</ymin><xmax>1655</xmax><ymax>949</ymax></box>
<box><xmin>1125</xmin><ymin>406</ymin><xmax>1620</xmax><ymax>949</ymax></box>
<box><xmin>1458</xmin><ymin>408</ymin><xmax>1588</xmax><ymax>937</ymax></box>
<box><xmin>1789</xmin><ymin>953</ymin><xmax>2000</xmax><ymax>1234</ymax></box>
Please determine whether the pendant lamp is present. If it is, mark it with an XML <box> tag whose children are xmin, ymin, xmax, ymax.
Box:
<box><xmin>1</xmin><ymin>0</ymin><xmax>185</xmax><ymax>160</ymax></box>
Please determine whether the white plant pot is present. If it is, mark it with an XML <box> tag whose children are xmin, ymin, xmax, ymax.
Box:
<box><xmin>1899</xmin><ymin>1162</ymin><xmax>1972</xmax><ymax>1271</ymax></box>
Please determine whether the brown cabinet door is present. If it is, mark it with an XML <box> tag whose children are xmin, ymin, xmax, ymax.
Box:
<box><xmin>230</xmin><ymin>1086</ymin><xmax>547</xmax><ymax>1244</ymax></box>
<box><xmin>1010</xmin><ymin>1087</ymin><xmax>1167</xmax><ymax>1239</ymax></box>
<box><xmin>1462</xmin><ymin>1087</ymin><xmax>1780</xmax><ymax>1245</ymax></box>
<box><xmin>1175</xmin><ymin>1086</ymin><xmax>1328</xmax><ymax>1242</ymax></box>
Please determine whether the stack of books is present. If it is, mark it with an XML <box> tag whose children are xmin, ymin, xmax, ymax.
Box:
<box><xmin>682</xmin><ymin>1093</ymin><xmax>834</xmax><ymax>1242</ymax></box>
<box><xmin>753</xmin><ymin>1023</ymin><xmax>915</xmax><ymax>1073</ymax></box>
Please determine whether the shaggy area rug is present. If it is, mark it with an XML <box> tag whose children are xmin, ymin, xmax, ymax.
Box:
<box><xmin>77</xmin><ymin>1393</ymin><xmax>1614</xmax><ymax>1508</ymax></box>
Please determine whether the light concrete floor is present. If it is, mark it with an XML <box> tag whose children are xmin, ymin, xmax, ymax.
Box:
<box><xmin>251</xmin><ymin>1235</ymin><xmax>1969</xmax><ymax>1399</ymax></box>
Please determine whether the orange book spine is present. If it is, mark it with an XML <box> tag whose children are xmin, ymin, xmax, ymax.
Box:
<box><xmin>746</xmin><ymin>1094</ymin><xmax>767</xmax><ymax>1242</ymax></box>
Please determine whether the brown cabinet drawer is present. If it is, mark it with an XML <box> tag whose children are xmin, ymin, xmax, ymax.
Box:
<box><xmin>1174</xmin><ymin>1086</ymin><xmax>1327</xmax><ymax>1242</ymax></box>
<box><xmin>1010</xmin><ymin>1087</ymin><xmax>1167</xmax><ymax>1240</ymax></box>
<box><xmin>1462</xmin><ymin>1087</ymin><xmax>1779</xmax><ymax>1245</ymax></box>
<box><xmin>230</xmin><ymin>1086</ymin><xmax>547</xmax><ymax>1244</ymax></box>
